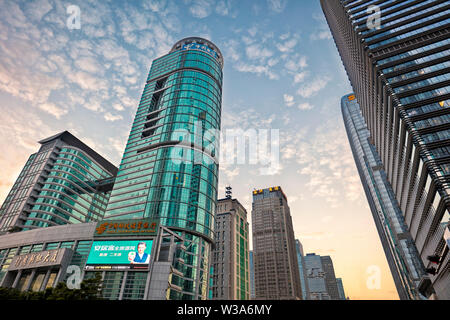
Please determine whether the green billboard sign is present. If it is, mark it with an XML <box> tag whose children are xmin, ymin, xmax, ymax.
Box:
<box><xmin>85</xmin><ymin>239</ymin><xmax>153</xmax><ymax>271</ymax></box>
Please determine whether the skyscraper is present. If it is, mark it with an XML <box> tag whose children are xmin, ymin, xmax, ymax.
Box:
<box><xmin>295</xmin><ymin>239</ymin><xmax>310</xmax><ymax>300</ymax></box>
<box><xmin>320</xmin><ymin>255</ymin><xmax>340</xmax><ymax>300</ymax></box>
<box><xmin>103</xmin><ymin>37</ymin><xmax>223</xmax><ymax>300</ymax></box>
<box><xmin>321</xmin><ymin>0</ymin><xmax>450</xmax><ymax>299</ymax></box>
<box><xmin>211</xmin><ymin>197</ymin><xmax>250</xmax><ymax>300</ymax></box>
<box><xmin>0</xmin><ymin>131</ymin><xmax>117</xmax><ymax>234</ymax></box>
<box><xmin>342</xmin><ymin>93</ymin><xmax>425</xmax><ymax>299</ymax></box>
<box><xmin>252</xmin><ymin>186</ymin><xmax>302</xmax><ymax>299</ymax></box>
<box><xmin>304</xmin><ymin>253</ymin><xmax>330</xmax><ymax>300</ymax></box>
<box><xmin>249</xmin><ymin>250</ymin><xmax>255</xmax><ymax>299</ymax></box>
<box><xmin>336</xmin><ymin>278</ymin><xmax>347</xmax><ymax>300</ymax></box>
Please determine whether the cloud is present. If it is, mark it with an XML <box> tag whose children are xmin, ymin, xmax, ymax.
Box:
<box><xmin>38</xmin><ymin>102</ymin><xmax>68</xmax><ymax>119</ymax></box>
<box><xmin>278</xmin><ymin>117</ymin><xmax>362</xmax><ymax>208</ymax></box>
<box><xmin>297</xmin><ymin>76</ymin><xmax>331</xmax><ymax>98</ymax></box>
<box><xmin>311</xmin><ymin>12</ymin><xmax>333</xmax><ymax>40</ymax></box>
<box><xmin>298</xmin><ymin>102</ymin><xmax>313</xmax><ymax>110</ymax></box>
<box><xmin>311</xmin><ymin>30</ymin><xmax>332</xmax><ymax>40</ymax></box>
<box><xmin>285</xmin><ymin>55</ymin><xmax>308</xmax><ymax>72</ymax></box>
<box><xmin>276</xmin><ymin>37</ymin><xmax>298</xmax><ymax>53</ymax></box>
<box><xmin>267</xmin><ymin>0</ymin><xmax>288</xmax><ymax>13</ymax></box>
<box><xmin>216</xmin><ymin>0</ymin><xmax>236</xmax><ymax>17</ymax></box>
<box><xmin>74</xmin><ymin>56</ymin><xmax>103</xmax><ymax>74</ymax></box>
<box><xmin>294</xmin><ymin>71</ymin><xmax>308</xmax><ymax>83</ymax></box>
<box><xmin>104</xmin><ymin>112</ymin><xmax>123</xmax><ymax>122</ymax></box>
<box><xmin>234</xmin><ymin>62</ymin><xmax>278</xmax><ymax>80</ymax></box>
<box><xmin>187</xmin><ymin>0</ymin><xmax>214</xmax><ymax>18</ymax></box>
<box><xmin>67</xmin><ymin>71</ymin><xmax>108</xmax><ymax>92</ymax></box>
<box><xmin>245</xmin><ymin>43</ymin><xmax>273</xmax><ymax>61</ymax></box>
<box><xmin>283</xmin><ymin>94</ymin><xmax>295</xmax><ymax>107</ymax></box>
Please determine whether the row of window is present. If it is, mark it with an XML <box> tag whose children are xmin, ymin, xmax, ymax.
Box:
<box><xmin>378</xmin><ymin>37</ymin><xmax>450</xmax><ymax>66</ymax></box>
<box><xmin>388</xmin><ymin>61</ymin><xmax>450</xmax><ymax>84</ymax></box>
<box><xmin>394</xmin><ymin>72</ymin><xmax>450</xmax><ymax>93</ymax></box>
<box><xmin>369</xmin><ymin>19</ymin><xmax>448</xmax><ymax>50</ymax></box>
<box><xmin>400</xmin><ymin>84</ymin><xmax>450</xmax><ymax>105</ymax></box>
<box><xmin>366</xmin><ymin>9</ymin><xmax>450</xmax><ymax>43</ymax></box>
<box><xmin>361</xmin><ymin>1</ymin><xmax>448</xmax><ymax>36</ymax></box>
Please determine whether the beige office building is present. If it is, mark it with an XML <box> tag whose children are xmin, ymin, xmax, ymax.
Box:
<box><xmin>252</xmin><ymin>186</ymin><xmax>302</xmax><ymax>299</ymax></box>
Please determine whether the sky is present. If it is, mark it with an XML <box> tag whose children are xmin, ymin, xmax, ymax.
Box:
<box><xmin>0</xmin><ymin>0</ymin><xmax>398</xmax><ymax>299</ymax></box>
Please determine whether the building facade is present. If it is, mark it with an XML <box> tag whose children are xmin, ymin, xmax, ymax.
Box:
<box><xmin>211</xmin><ymin>198</ymin><xmax>250</xmax><ymax>300</ymax></box>
<box><xmin>295</xmin><ymin>239</ymin><xmax>310</xmax><ymax>300</ymax></box>
<box><xmin>252</xmin><ymin>186</ymin><xmax>302</xmax><ymax>299</ymax></box>
<box><xmin>0</xmin><ymin>131</ymin><xmax>117</xmax><ymax>234</ymax></box>
<box><xmin>320</xmin><ymin>255</ymin><xmax>340</xmax><ymax>300</ymax></box>
<box><xmin>102</xmin><ymin>37</ymin><xmax>223</xmax><ymax>300</ymax></box>
<box><xmin>321</xmin><ymin>0</ymin><xmax>450</xmax><ymax>299</ymax></box>
<box><xmin>342</xmin><ymin>93</ymin><xmax>426</xmax><ymax>299</ymax></box>
<box><xmin>0</xmin><ymin>218</ymin><xmax>188</xmax><ymax>300</ymax></box>
<box><xmin>249</xmin><ymin>250</ymin><xmax>255</xmax><ymax>299</ymax></box>
<box><xmin>304</xmin><ymin>253</ymin><xmax>330</xmax><ymax>300</ymax></box>
<box><xmin>336</xmin><ymin>278</ymin><xmax>347</xmax><ymax>300</ymax></box>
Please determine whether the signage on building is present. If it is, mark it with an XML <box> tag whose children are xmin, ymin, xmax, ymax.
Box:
<box><xmin>85</xmin><ymin>239</ymin><xmax>153</xmax><ymax>271</ymax></box>
<box><xmin>8</xmin><ymin>248</ymin><xmax>72</xmax><ymax>271</ymax></box>
<box><xmin>253</xmin><ymin>186</ymin><xmax>280</xmax><ymax>195</ymax></box>
<box><xmin>181</xmin><ymin>43</ymin><xmax>219</xmax><ymax>60</ymax></box>
<box><xmin>94</xmin><ymin>218</ymin><xmax>159</xmax><ymax>237</ymax></box>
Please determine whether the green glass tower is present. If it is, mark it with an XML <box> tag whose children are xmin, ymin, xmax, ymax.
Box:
<box><xmin>104</xmin><ymin>37</ymin><xmax>223</xmax><ymax>299</ymax></box>
<box><xmin>0</xmin><ymin>131</ymin><xmax>117</xmax><ymax>234</ymax></box>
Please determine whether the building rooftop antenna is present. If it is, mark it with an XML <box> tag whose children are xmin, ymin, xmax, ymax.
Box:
<box><xmin>225</xmin><ymin>186</ymin><xmax>232</xmax><ymax>199</ymax></box>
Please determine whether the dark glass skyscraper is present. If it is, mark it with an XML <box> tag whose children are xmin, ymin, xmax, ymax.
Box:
<box><xmin>321</xmin><ymin>0</ymin><xmax>450</xmax><ymax>299</ymax></box>
<box><xmin>320</xmin><ymin>255</ymin><xmax>340</xmax><ymax>300</ymax></box>
<box><xmin>342</xmin><ymin>93</ymin><xmax>425</xmax><ymax>299</ymax></box>
<box><xmin>104</xmin><ymin>37</ymin><xmax>223</xmax><ymax>300</ymax></box>
<box><xmin>295</xmin><ymin>239</ymin><xmax>310</xmax><ymax>300</ymax></box>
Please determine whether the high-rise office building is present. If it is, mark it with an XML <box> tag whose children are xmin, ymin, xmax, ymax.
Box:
<box><xmin>252</xmin><ymin>186</ymin><xmax>302</xmax><ymax>299</ymax></box>
<box><xmin>249</xmin><ymin>250</ymin><xmax>255</xmax><ymax>299</ymax></box>
<box><xmin>103</xmin><ymin>37</ymin><xmax>223</xmax><ymax>299</ymax></box>
<box><xmin>295</xmin><ymin>239</ymin><xmax>310</xmax><ymax>300</ymax></box>
<box><xmin>342</xmin><ymin>93</ymin><xmax>425</xmax><ymax>299</ymax></box>
<box><xmin>320</xmin><ymin>255</ymin><xmax>340</xmax><ymax>300</ymax></box>
<box><xmin>336</xmin><ymin>278</ymin><xmax>347</xmax><ymax>300</ymax></box>
<box><xmin>304</xmin><ymin>253</ymin><xmax>330</xmax><ymax>300</ymax></box>
<box><xmin>321</xmin><ymin>0</ymin><xmax>450</xmax><ymax>299</ymax></box>
<box><xmin>0</xmin><ymin>131</ymin><xmax>117</xmax><ymax>234</ymax></box>
<box><xmin>211</xmin><ymin>197</ymin><xmax>250</xmax><ymax>300</ymax></box>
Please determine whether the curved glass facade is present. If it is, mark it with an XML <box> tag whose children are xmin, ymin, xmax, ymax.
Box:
<box><xmin>104</xmin><ymin>38</ymin><xmax>223</xmax><ymax>299</ymax></box>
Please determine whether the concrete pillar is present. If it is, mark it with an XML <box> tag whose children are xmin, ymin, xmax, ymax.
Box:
<box><xmin>24</xmin><ymin>269</ymin><xmax>36</xmax><ymax>291</ymax></box>
<box><xmin>118</xmin><ymin>271</ymin><xmax>128</xmax><ymax>300</ymax></box>
<box><xmin>11</xmin><ymin>270</ymin><xmax>22</xmax><ymax>289</ymax></box>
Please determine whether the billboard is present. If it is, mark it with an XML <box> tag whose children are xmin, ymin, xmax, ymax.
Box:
<box><xmin>85</xmin><ymin>240</ymin><xmax>153</xmax><ymax>271</ymax></box>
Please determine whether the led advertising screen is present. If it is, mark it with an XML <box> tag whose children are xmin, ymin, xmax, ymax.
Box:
<box><xmin>85</xmin><ymin>240</ymin><xmax>153</xmax><ymax>271</ymax></box>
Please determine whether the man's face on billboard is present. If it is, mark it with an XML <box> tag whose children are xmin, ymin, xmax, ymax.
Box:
<box><xmin>138</xmin><ymin>243</ymin><xmax>146</xmax><ymax>254</ymax></box>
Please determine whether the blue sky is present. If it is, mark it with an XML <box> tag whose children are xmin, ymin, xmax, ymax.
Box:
<box><xmin>0</xmin><ymin>0</ymin><xmax>398</xmax><ymax>299</ymax></box>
